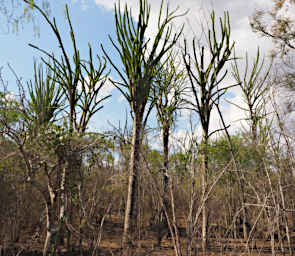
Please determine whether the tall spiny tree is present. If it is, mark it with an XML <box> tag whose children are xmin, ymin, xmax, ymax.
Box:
<box><xmin>183</xmin><ymin>11</ymin><xmax>236</xmax><ymax>252</ymax></box>
<box><xmin>102</xmin><ymin>0</ymin><xmax>183</xmax><ymax>251</ymax></box>
<box><xmin>23</xmin><ymin>1</ymin><xmax>110</xmax><ymax>255</ymax></box>
<box><xmin>230</xmin><ymin>48</ymin><xmax>272</xmax><ymax>240</ymax></box>
<box><xmin>152</xmin><ymin>52</ymin><xmax>187</xmax><ymax>253</ymax></box>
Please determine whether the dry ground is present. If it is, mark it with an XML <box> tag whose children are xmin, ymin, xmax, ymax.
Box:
<box><xmin>1</xmin><ymin>215</ymin><xmax>294</xmax><ymax>256</ymax></box>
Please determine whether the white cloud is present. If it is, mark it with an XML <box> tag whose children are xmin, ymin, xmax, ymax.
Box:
<box><xmin>211</xmin><ymin>93</ymin><xmax>248</xmax><ymax>135</ymax></box>
<box><xmin>72</xmin><ymin>0</ymin><xmax>89</xmax><ymax>11</ymax></box>
<box><xmin>94</xmin><ymin>0</ymin><xmax>202</xmax><ymax>50</ymax></box>
<box><xmin>94</xmin><ymin>0</ymin><xmax>142</xmax><ymax>13</ymax></box>
<box><xmin>170</xmin><ymin>128</ymin><xmax>193</xmax><ymax>151</ymax></box>
<box><xmin>92</xmin><ymin>0</ymin><xmax>278</xmax><ymax>136</ymax></box>
<box><xmin>98</xmin><ymin>78</ymin><xmax>115</xmax><ymax>101</ymax></box>
<box><xmin>93</xmin><ymin>0</ymin><xmax>276</xmax><ymax>58</ymax></box>
<box><xmin>231</xmin><ymin>17</ymin><xmax>274</xmax><ymax>58</ymax></box>
<box><xmin>77</xmin><ymin>76</ymin><xmax>115</xmax><ymax>103</ymax></box>
<box><xmin>118</xmin><ymin>94</ymin><xmax>125</xmax><ymax>103</ymax></box>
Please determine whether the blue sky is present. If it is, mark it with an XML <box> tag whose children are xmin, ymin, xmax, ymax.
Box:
<box><xmin>0</xmin><ymin>0</ymin><xmax>280</xmax><ymax>144</ymax></box>
<box><xmin>0</xmin><ymin>0</ymin><xmax>131</xmax><ymax>131</ymax></box>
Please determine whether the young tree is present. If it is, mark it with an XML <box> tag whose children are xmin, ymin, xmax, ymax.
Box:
<box><xmin>101</xmin><ymin>0</ymin><xmax>183</xmax><ymax>250</ymax></box>
<box><xmin>183</xmin><ymin>11</ymin><xmax>236</xmax><ymax>251</ymax></box>
<box><xmin>227</xmin><ymin>48</ymin><xmax>271</xmax><ymax>246</ymax></box>
<box><xmin>152</xmin><ymin>52</ymin><xmax>186</xmax><ymax>253</ymax></box>
<box><xmin>231</xmin><ymin>48</ymin><xmax>272</xmax><ymax>142</ymax></box>
<box><xmin>153</xmin><ymin>52</ymin><xmax>186</xmax><ymax>195</ymax></box>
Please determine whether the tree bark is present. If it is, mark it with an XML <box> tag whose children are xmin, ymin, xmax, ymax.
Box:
<box><xmin>201</xmin><ymin>130</ymin><xmax>209</xmax><ymax>252</ymax></box>
<box><xmin>160</xmin><ymin>126</ymin><xmax>169</xmax><ymax>222</ymax></box>
<box><xmin>201</xmin><ymin>153</ymin><xmax>208</xmax><ymax>252</ymax></box>
<box><xmin>163</xmin><ymin>127</ymin><xmax>169</xmax><ymax>191</ymax></box>
<box><xmin>43</xmin><ymin>206</ymin><xmax>58</xmax><ymax>256</ymax></box>
<box><xmin>43</xmin><ymin>184</ymin><xmax>58</xmax><ymax>256</ymax></box>
<box><xmin>122</xmin><ymin>115</ymin><xmax>142</xmax><ymax>253</ymax></box>
<box><xmin>59</xmin><ymin>166</ymin><xmax>67</xmax><ymax>222</ymax></box>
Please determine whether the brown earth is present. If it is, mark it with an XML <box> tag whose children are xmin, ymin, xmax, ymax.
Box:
<box><xmin>1</xmin><ymin>215</ymin><xmax>293</xmax><ymax>255</ymax></box>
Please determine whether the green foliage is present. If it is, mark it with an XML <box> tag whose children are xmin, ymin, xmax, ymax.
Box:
<box><xmin>27</xmin><ymin>2</ymin><xmax>110</xmax><ymax>133</ymax></box>
<box><xmin>82</xmin><ymin>133</ymin><xmax>116</xmax><ymax>168</ymax></box>
<box><xmin>169</xmin><ymin>151</ymin><xmax>190</xmax><ymax>177</ymax></box>
<box><xmin>37</xmin><ymin>123</ymin><xmax>69</xmax><ymax>149</ymax></box>
<box><xmin>231</xmin><ymin>48</ymin><xmax>272</xmax><ymax>141</ymax></box>
<box><xmin>184</xmin><ymin>11</ymin><xmax>236</xmax><ymax>142</ymax></box>
<box><xmin>153</xmin><ymin>52</ymin><xmax>187</xmax><ymax>131</ymax></box>
<box><xmin>25</xmin><ymin>62</ymin><xmax>64</xmax><ymax>129</ymax></box>
<box><xmin>207</xmin><ymin>134</ymin><xmax>266</xmax><ymax>183</ymax></box>
<box><xmin>146</xmin><ymin>148</ymin><xmax>163</xmax><ymax>173</ymax></box>
<box><xmin>102</xmin><ymin>0</ymin><xmax>184</xmax><ymax>120</ymax></box>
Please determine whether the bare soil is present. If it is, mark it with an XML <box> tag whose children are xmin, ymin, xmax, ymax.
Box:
<box><xmin>1</xmin><ymin>216</ymin><xmax>293</xmax><ymax>255</ymax></box>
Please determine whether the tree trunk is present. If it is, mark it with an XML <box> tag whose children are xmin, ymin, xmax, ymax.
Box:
<box><xmin>201</xmin><ymin>163</ymin><xmax>207</xmax><ymax>252</ymax></box>
<box><xmin>240</xmin><ymin>202</ymin><xmax>250</xmax><ymax>241</ymax></box>
<box><xmin>122</xmin><ymin>116</ymin><xmax>142</xmax><ymax>253</ymax></box>
<box><xmin>160</xmin><ymin>126</ymin><xmax>169</xmax><ymax>223</ymax></box>
<box><xmin>43</xmin><ymin>184</ymin><xmax>58</xmax><ymax>256</ymax></box>
<box><xmin>59</xmin><ymin>166</ymin><xmax>67</xmax><ymax>222</ymax></box>
<box><xmin>43</xmin><ymin>208</ymin><xmax>58</xmax><ymax>256</ymax></box>
<box><xmin>163</xmin><ymin>127</ymin><xmax>169</xmax><ymax>193</ymax></box>
<box><xmin>58</xmin><ymin>166</ymin><xmax>67</xmax><ymax>247</ymax></box>
<box><xmin>201</xmin><ymin>131</ymin><xmax>209</xmax><ymax>252</ymax></box>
